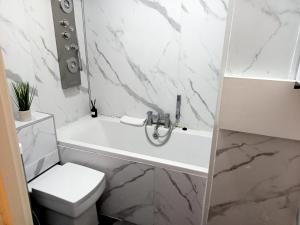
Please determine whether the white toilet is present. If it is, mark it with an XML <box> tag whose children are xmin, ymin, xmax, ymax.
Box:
<box><xmin>16</xmin><ymin>113</ymin><xmax>105</xmax><ymax>225</ymax></box>
<box><xmin>28</xmin><ymin>163</ymin><xmax>106</xmax><ymax>225</ymax></box>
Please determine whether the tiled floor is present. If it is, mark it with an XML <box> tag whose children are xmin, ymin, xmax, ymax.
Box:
<box><xmin>99</xmin><ymin>215</ymin><xmax>136</xmax><ymax>225</ymax></box>
<box><xmin>32</xmin><ymin>210</ymin><xmax>136</xmax><ymax>225</ymax></box>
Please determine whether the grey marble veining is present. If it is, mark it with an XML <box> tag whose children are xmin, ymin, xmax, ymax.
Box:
<box><xmin>17</xmin><ymin>115</ymin><xmax>59</xmax><ymax>181</ymax></box>
<box><xmin>0</xmin><ymin>0</ymin><xmax>36</xmax><ymax>117</ymax></box>
<box><xmin>59</xmin><ymin>146</ymin><xmax>155</xmax><ymax>225</ymax></box>
<box><xmin>0</xmin><ymin>0</ymin><xmax>90</xmax><ymax>127</ymax></box>
<box><xmin>85</xmin><ymin>0</ymin><xmax>228</xmax><ymax>131</ymax></box>
<box><xmin>226</xmin><ymin>0</ymin><xmax>300</xmax><ymax>79</ymax></box>
<box><xmin>22</xmin><ymin>0</ymin><xmax>90</xmax><ymax>127</ymax></box>
<box><xmin>154</xmin><ymin>168</ymin><xmax>207</xmax><ymax>225</ymax></box>
<box><xmin>99</xmin><ymin>163</ymin><xmax>154</xmax><ymax>225</ymax></box>
<box><xmin>136</xmin><ymin>0</ymin><xmax>181</xmax><ymax>32</ymax></box>
<box><xmin>1</xmin><ymin>0</ymin><xmax>228</xmax><ymax>130</ymax></box>
<box><xmin>208</xmin><ymin>130</ymin><xmax>300</xmax><ymax>225</ymax></box>
<box><xmin>59</xmin><ymin>145</ymin><xmax>207</xmax><ymax>225</ymax></box>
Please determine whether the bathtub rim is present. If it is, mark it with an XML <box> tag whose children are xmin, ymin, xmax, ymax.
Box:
<box><xmin>58</xmin><ymin>138</ymin><xmax>208</xmax><ymax>178</ymax></box>
<box><xmin>58</xmin><ymin>115</ymin><xmax>213</xmax><ymax>138</ymax></box>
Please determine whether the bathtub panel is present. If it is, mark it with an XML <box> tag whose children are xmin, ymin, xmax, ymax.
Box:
<box><xmin>59</xmin><ymin>146</ymin><xmax>154</xmax><ymax>225</ymax></box>
<box><xmin>154</xmin><ymin>168</ymin><xmax>207</xmax><ymax>225</ymax></box>
<box><xmin>99</xmin><ymin>162</ymin><xmax>154</xmax><ymax>225</ymax></box>
<box><xmin>59</xmin><ymin>145</ymin><xmax>208</xmax><ymax>225</ymax></box>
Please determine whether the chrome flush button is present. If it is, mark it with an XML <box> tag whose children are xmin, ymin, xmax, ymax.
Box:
<box><xmin>60</xmin><ymin>0</ymin><xmax>73</xmax><ymax>14</ymax></box>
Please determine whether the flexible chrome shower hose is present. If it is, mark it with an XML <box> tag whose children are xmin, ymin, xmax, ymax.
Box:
<box><xmin>144</xmin><ymin>120</ymin><xmax>176</xmax><ymax>147</ymax></box>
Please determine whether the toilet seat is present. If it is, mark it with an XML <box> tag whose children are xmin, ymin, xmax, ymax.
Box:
<box><xmin>28</xmin><ymin>163</ymin><xmax>105</xmax><ymax>218</ymax></box>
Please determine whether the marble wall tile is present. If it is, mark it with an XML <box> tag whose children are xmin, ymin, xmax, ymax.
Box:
<box><xmin>85</xmin><ymin>0</ymin><xmax>182</xmax><ymax>123</ymax></box>
<box><xmin>17</xmin><ymin>116</ymin><xmax>59</xmax><ymax>181</ymax></box>
<box><xmin>84</xmin><ymin>0</ymin><xmax>228</xmax><ymax>131</ymax></box>
<box><xmin>154</xmin><ymin>168</ymin><xmax>207</xmax><ymax>225</ymax></box>
<box><xmin>179</xmin><ymin>0</ymin><xmax>228</xmax><ymax>129</ymax></box>
<box><xmin>0</xmin><ymin>0</ymin><xmax>90</xmax><ymax>127</ymax></box>
<box><xmin>208</xmin><ymin>130</ymin><xmax>300</xmax><ymax>225</ymax></box>
<box><xmin>0</xmin><ymin>0</ymin><xmax>34</xmax><ymax>82</ymax></box>
<box><xmin>22</xmin><ymin>0</ymin><xmax>90</xmax><ymax>127</ymax></box>
<box><xmin>0</xmin><ymin>0</ymin><xmax>36</xmax><ymax>111</ymax></box>
<box><xmin>1</xmin><ymin>0</ymin><xmax>228</xmax><ymax>129</ymax></box>
<box><xmin>59</xmin><ymin>146</ymin><xmax>155</xmax><ymax>225</ymax></box>
<box><xmin>226</xmin><ymin>0</ymin><xmax>300</xmax><ymax>79</ymax></box>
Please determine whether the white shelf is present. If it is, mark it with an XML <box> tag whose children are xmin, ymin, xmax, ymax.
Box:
<box><xmin>15</xmin><ymin>111</ymin><xmax>52</xmax><ymax>130</ymax></box>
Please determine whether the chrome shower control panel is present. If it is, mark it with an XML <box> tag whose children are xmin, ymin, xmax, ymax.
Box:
<box><xmin>51</xmin><ymin>0</ymin><xmax>82</xmax><ymax>89</ymax></box>
<box><xmin>60</xmin><ymin>0</ymin><xmax>73</xmax><ymax>14</ymax></box>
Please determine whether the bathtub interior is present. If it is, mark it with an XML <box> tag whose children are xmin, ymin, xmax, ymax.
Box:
<box><xmin>57</xmin><ymin>115</ymin><xmax>212</xmax><ymax>170</ymax></box>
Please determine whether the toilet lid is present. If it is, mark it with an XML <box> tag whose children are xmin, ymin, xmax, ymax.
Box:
<box><xmin>28</xmin><ymin>163</ymin><xmax>105</xmax><ymax>204</ymax></box>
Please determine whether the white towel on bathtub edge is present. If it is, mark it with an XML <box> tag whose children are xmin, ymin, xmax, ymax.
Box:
<box><xmin>120</xmin><ymin>116</ymin><xmax>146</xmax><ymax>127</ymax></box>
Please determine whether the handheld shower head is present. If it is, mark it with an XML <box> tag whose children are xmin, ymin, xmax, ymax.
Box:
<box><xmin>175</xmin><ymin>95</ymin><xmax>181</xmax><ymax>124</ymax></box>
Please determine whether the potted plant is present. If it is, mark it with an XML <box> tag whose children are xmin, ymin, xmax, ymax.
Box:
<box><xmin>11</xmin><ymin>81</ymin><xmax>36</xmax><ymax>122</ymax></box>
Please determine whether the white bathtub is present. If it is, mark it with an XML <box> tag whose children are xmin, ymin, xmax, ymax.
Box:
<box><xmin>57</xmin><ymin>115</ymin><xmax>211</xmax><ymax>225</ymax></box>
<box><xmin>57</xmin><ymin>115</ymin><xmax>211</xmax><ymax>176</ymax></box>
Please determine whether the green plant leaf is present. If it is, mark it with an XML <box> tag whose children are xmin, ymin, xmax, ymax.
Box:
<box><xmin>11</xmin><ymin>81</ymin><xmax>36</xmax><ymax>111</ymax></box>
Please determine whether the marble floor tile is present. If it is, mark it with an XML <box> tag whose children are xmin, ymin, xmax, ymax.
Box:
<box><xmin>209</xmin><ymin>130</ymin><xmax>300</xmax><ymax>225</ymax></box>
<box><xmin>99</xmin><ymin>215</ymin><xmax>137</xmax><ymax>225</ymax></box>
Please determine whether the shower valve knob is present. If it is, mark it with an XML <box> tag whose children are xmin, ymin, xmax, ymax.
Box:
<box><xmin>61</xmin><ymin>31</ymin><xmax>71</xmax><ymax>40</ymax></box>
<box><xmin>59</xmin><ymin>19</ymin><xmax>70</xmax><ymax>27</ymax></box>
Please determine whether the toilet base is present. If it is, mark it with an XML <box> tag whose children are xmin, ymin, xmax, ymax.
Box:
<box><xmin>44</xmin><ymin>204</ymin><xmax>98</xmax><ymax>225</ymax></box>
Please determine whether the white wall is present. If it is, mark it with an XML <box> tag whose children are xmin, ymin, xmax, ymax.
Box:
<box><xmin>0</xmin><ymin>0</ymin><xmax>89</xmax><ymax>127</ymax></box>
<box><xmin>84</xmin><ymin>0</ymin><xmax>229</xmax><ymax>131</ymax></box>
<box><xmin>226</xmin><ymin>0</ymin><xmax>300</xmax><ymax>79</ymax></box>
